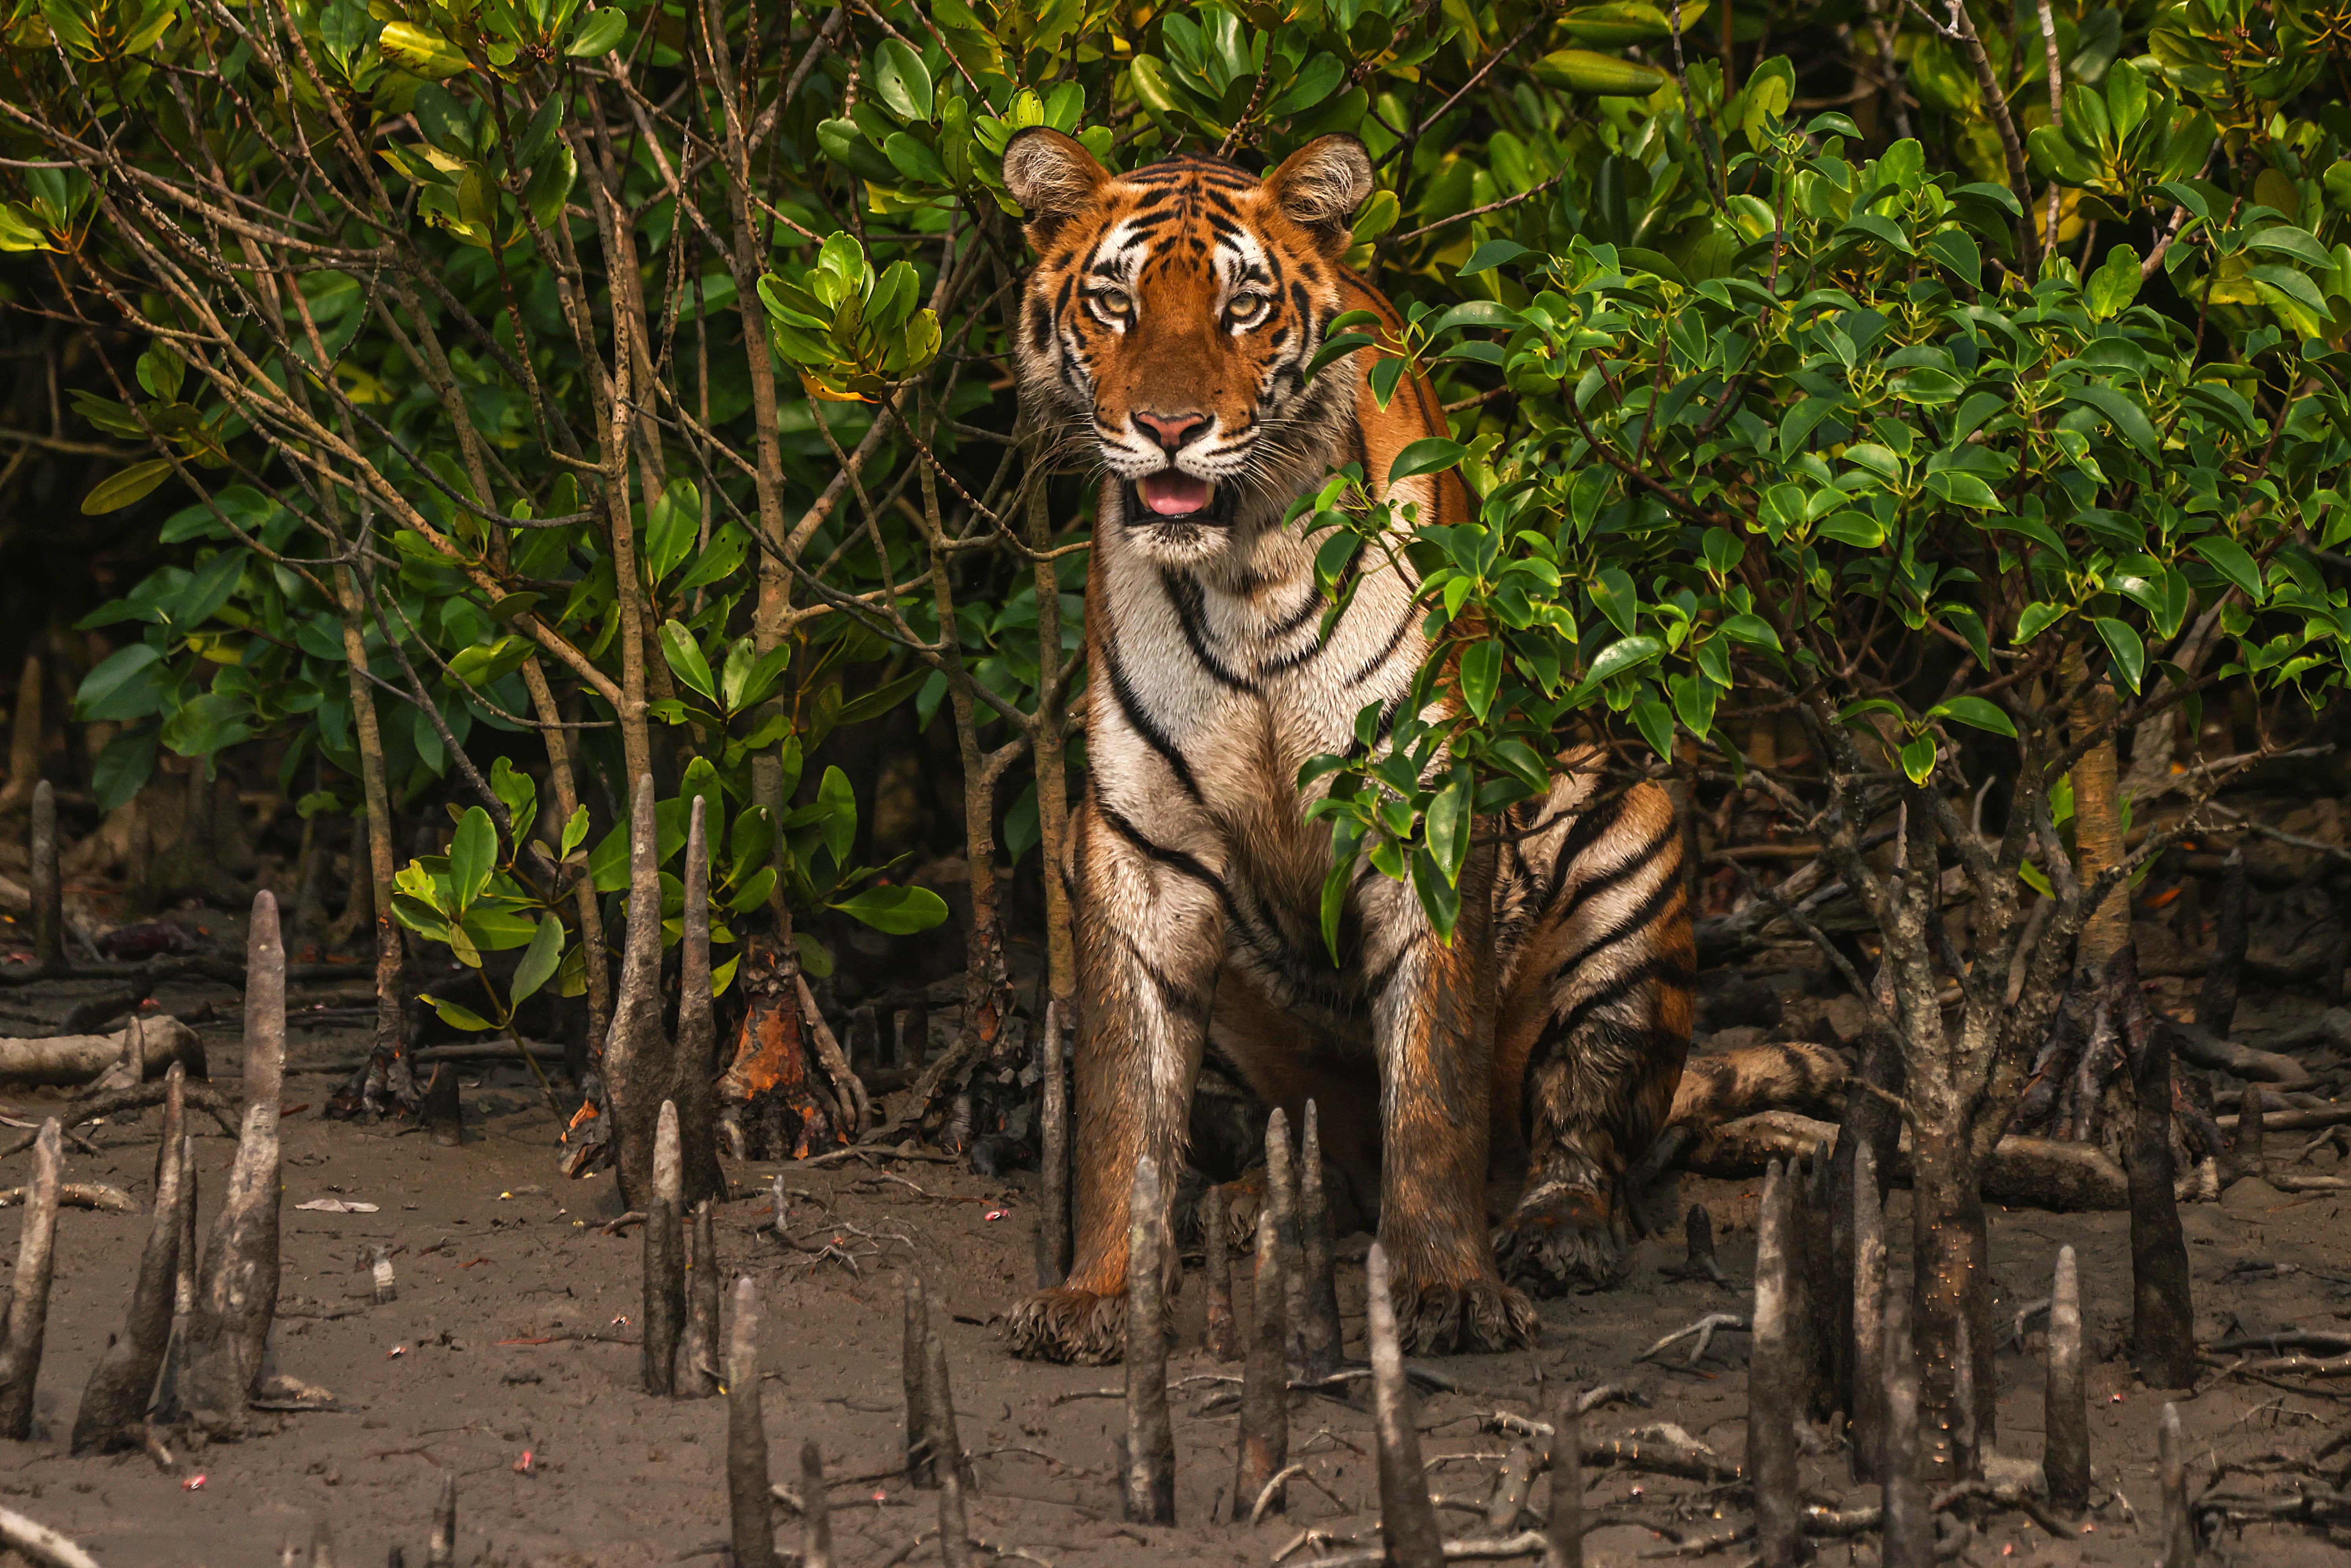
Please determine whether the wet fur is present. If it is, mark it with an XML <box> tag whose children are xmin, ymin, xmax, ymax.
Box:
<box><xmin>998</xmin><ymin>132</ymin><xmax>1696</xmax><ymax>1363</ymax></box>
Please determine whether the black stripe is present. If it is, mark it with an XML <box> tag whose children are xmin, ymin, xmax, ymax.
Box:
<box><xmin>1268</xmin><ymin>586</ymin><xmax>1326</xmax><ymax>640</ymax></box>
<box><xmin>1545</xmin><ymin>857</ymin><xmax>1686</xmax><ymax>989</ymax></box>
<box><xmin>1559</xmin><ymin>826</ymin><xmax>1675</xmax><ymax>924</ymax></box>
<box><xmin>1548</xmin><ymin>794</ymin><xmax>1629</xmax><ymax>904</ymax></box>
<box><xmin>1099</xmin><ymin>634</ymin><xmax>1204</xmax><ymax>803</ymax></box>
<box><xmin>1162</xmin><ymin>570</ymin><xmax>1255</xmax><ymax>691</ymax></box>
<box><xmin>1097</xmin><ymin>798</ymin><xmax>1315</xmax><ymax>989</ymax></box>
<box><xmin>1537</xmin><ymin>955</ymin><xmax>1697</xmax><ymax>1059</ymax></box>
<box><xmin>1346</xmin><ymin>600</ymin><xmax>1419</xmax><ymax>688</ymax></box>
<box><xmin>1097</xmin><ymin>797</ymin><xmax>1235</xmax><ymax>909</ymax></box>
<box><xmin>1117</xmin><ymin>931</ymin><xmax>1213</xmax><ymax>1025</ymax></box>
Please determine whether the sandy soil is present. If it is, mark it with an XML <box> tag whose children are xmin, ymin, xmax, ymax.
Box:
<box><xmin>5</xmin><ymin>974</ymin><xmax>2350</xmax><ymax>1568</ymax></box>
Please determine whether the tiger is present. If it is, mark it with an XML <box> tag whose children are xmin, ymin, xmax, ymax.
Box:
<box><xmin>998</xmin><ymin>128</ymin><xmax>1698</xmax><ymax>1364</ymax></box>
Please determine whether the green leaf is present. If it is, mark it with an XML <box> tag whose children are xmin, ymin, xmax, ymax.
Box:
<box><xmin>1900</xmin><ymin>732</ymin><xmax>1938</xmax><ymax>783</ymax></box>
<box><xmin>1584</xmin><ymin>633</ymin><xmax>1662</xmax><ymax>685</ymax></box>
<box><xmin>872</xmin><ymin>37</ymin><xmax>936</xmax><ymax>122</ymax></box>
<box><xmin>1929</xmin><ymin>695</ymin><xmax>2017</xmax><ymax>737</ymax></box>
<box><xmin>831</xmin><ymin>883</ymin><xmax>949</xmax><ymax>933</ymax></box>
<box><xmin>2085</xmin><ymin>245</ymin><xmax>2142</xmax><ymax>319</ymax></box>
<box><xmin>660</xmin><ymin>619</ymin><xmax>717</xmax><ymax>703</ymax></box>
<box><xmin>2093</xmin><ymin>616</ymin><xmax>2145</xmax><ymax>692</ymax></box>
<box><xmin>2065</xmin><ymin>386</ymin><xmax>2159</xmax><ymax>459</ymax></box>
<box><xmin>643</xmin><ymin>479</ymin><xmax>700</xmax><ymax>585</ymax></box>
<box><xmin>1425</xmin><ymin>772</ymin><xmax>1471</xmax><ymax>887</ymax></box>
<box><xmin>564</xmin><ymin>7</ymin><xmax>627</xmax><ymax>58</ymax></box>
<box><xmin>1459</xmin><ymin>638</ymin><xmax>1502</xmax><ymax>721</ymax></box>
<box><xmin>90</xmin><ymin>724</ymin><xmax>157</xmax><ymax>811</ymax></box>
<box><xmin>1630</xmin><ymin>699</ymin><xmax>1674</xmax><ymax>761</ymax></box>
<box><xmin>835</xmin><ymin>668</ymin><xmax>926</xmax><ymax>727</ymax></box>
<box><xmin>1388</xmin><ymin>438</ymin><xmax>1467</xmax><ymax>485</ymax></box>
<box><xmin>560</xmin><ymin>804</ymin><xmax>590</xmax><ymax>859</ymax></box>
<box><xmin>728</xmin><ymin>867</ymin><xmax>778</xmax><ymax>914</ymax></box>
<box><xmin>421</xmin><ymin>995</ymin><xmax>498</xmax><ymax>1032</ymax></box>
<box><xmin>1460</xmin><ymin>239</ymin><xmax>1532</xmax><ymax>277</ymax></box>
<box><xmin>77</xmin><ymin>644</ymin><xmax>164</xmax><ymax>720</ymax></box>
<box><xmin>814</xmin><ymin>765</ymin><xmax>857</xmax><ymax>865</ymax></box>
<box><xmin>509</xmin><ymin>917</ymin><xmax>564</xmax><ymax>1005</ymax></box>
<box><xmin>383</xmin><ymin>19</ymin><xmax>470</xmax><ymax>75</ymax></box>
<box><xmin>2191</xmin><ymin>536</ymin><xmax>2264</xmax><ymax>604</ymax></box>
<box><xmin>449</xmin><ymin>806</ymin><xmax>497</xmax><ymax>909</ymax></box>
<box><xmin>82</xmin><ymin>460</ymin><xmax>175</xmax><ymax>515</ymax></box>
<box><xmin>1409</xmin><ymin>844</ymin><xmax>1461</xmax><ymax>943</ymax></box>
<box><xmin>1319</xmin><ymin>839</ymin><xmax>1356</xmax><ymax>965</ymax></box>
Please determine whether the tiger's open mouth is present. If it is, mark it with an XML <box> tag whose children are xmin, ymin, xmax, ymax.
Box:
<box><xmin>1137</xmin><ymin>470</ymin><xmax>1213</xmax><ymax>518</ymax></box>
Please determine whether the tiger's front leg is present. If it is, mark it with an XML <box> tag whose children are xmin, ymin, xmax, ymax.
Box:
<box><xmin>1363</xmin><ymin>877</ymin><xmax>1539</xmax><ymax>1355</ymax></box>
<box><xmin>1005</xmin><ymin>795</ymin><xmax>1226</xmax><ymax>1365</ymax></box>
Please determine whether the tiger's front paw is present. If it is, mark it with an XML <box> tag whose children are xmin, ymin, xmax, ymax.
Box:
<box><xmin>1005</xmin><ymin>1286</ymin><xmax>1128</xmax><ymax>1365</ymax></box>
<box><xmin>1387</xmin><ymin>1271</ymin><xmax>1539</xmax><ymax>1355</ymax></box>
<box><xmin>1493</xmin><ymin>1180</ymin><xmax>1631</xmax><ymax>1296</ymax></box>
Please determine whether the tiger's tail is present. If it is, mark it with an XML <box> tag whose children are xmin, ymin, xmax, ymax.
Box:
<box><xmin>1621</xmin><ymin>1042</ymin><xmax>1851</xmax><ymax>1225</ymax></box>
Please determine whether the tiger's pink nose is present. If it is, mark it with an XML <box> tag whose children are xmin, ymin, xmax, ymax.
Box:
<box><xmin>1135</xmin><ymin>411</ymin><xmax>1206</xmax><ymax>452</ymax></box>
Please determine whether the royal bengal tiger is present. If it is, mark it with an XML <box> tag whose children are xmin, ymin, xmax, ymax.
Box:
<box><xmin>998</xmin><ymin>129</ymin><xmax>1699</xmax><ymax>1364</ymax></box>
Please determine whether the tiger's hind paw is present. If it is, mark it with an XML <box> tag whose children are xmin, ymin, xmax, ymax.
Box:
<box><xmin>1005</xmin><ymin>1286</ymin><xmax>1127</xmax><ymax>1365</ymax></box>
<box><xmin>1388</xmin><ymin>1275</ymin><xmax>1539</xmax><ymax>1355</ymax></box>
<box><xmin>1182</xmin><ymin>1170</ymin><xmax>1267</xmax><ymax>1254</ymax></box>
<box><xmin>1494</xmin><ymin>1181</ymin><xmax>1631</xmax><ymax>1296</ymax></box>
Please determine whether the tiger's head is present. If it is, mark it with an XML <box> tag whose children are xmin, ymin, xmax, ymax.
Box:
<box><xmin>1003</xmin><ymin>130</ymin><xmax>1376</xmax><ymax>560</ymax></box>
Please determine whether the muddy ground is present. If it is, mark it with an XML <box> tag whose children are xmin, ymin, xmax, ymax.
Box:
<box><xmin>4</xmin><ymin>965</ymin><xmax>2349</xmax><ymax>1568</ymax></box>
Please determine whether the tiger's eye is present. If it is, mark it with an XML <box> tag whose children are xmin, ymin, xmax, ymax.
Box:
<box><xmin>1098</xmin><ymin>288</ymin><xmax>1132</xmax><ymax>314</ymax></box>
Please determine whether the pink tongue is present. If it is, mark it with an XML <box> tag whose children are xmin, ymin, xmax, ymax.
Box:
<box><xmin>1140</xmin><ymin>472</ymin><xmax>1211</xmax><ymax>516</ymax></box>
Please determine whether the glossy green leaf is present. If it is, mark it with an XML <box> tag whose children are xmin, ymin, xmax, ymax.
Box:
<box><xmin>2093</xmin><ymin>616</ymin><xmax>2146</xmax><ymax>691</ymax></box>
<box><xmin>509</xmin><ymin>916</ymin><xmax>564</xmax><ymax>1004</ymax></box>
<box><xmin>831</xmin><ymin>883</ymin><xmax>949</xmax><ymax>933</ymax></box>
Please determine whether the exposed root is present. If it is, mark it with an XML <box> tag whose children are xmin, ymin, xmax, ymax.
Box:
<box><xmin>1637</xmin><ymin>1312</ymin><xmax>1750</xmax><ymax>1368</ymax></box>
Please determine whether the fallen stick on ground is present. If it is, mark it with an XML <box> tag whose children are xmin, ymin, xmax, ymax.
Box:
<box><xmin>1685</xmin><ymin>1112</ymin><xmax>2131</xmax><ymax>1209</ymax></box>
<box><xmin>0</xmin><ymin>1180</ymin><xmax>135</xmax><ymax>1212</ymax></box>
<box><xmin>0</xmin><ymin>1016</ymin><xmax>204</xmax><ymax>1088</ymax></box>
<box><xmin>0</xmin><ymin>1074</ymin><xmax>242</xmax><ymax>1145</ymax></box>
<box><xmin>0</xmin><ymin>1503</ymin><xmax>102</xmax><ymax>1568</ymax></box>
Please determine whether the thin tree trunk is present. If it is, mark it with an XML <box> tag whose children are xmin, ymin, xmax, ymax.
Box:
<box><xmin>0</xmin><ymin>651</ymin><xmax>41</xmax><ymax>816</ymax></box>
<box><xmin>521</xmin><ymin>656</ymin><xmax>609</xmax><ymax>1049</ymax></box>
<box><xmin>1024</xmin><ymin>458</ymin><xmax>1075</xmax><ymax>1011</ymax></box>
<box><xmin>331</xmin><ymin>568</ymin><xmax>409</xmax><ymax>1116</ymax></box>
<box><xmin>2066</xmin><ymin>658</ymin><xmax>2130</xmax><ymax>980</ymax></box>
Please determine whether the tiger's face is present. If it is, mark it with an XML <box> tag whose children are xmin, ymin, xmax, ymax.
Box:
<box><xmin>1003</xmin><ymin>131</ymin><xmax>1375</xmax><ymax>561</ymax></box>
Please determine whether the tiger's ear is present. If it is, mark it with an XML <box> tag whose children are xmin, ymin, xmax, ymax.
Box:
<box><xmin>1264</xmin><ymin>135</ymin><xmax>1376</xmax><ymax>255</ymax></box>
<box><xmin>1003</xmin><ymin>128</ymin><xmax>1111</xmax><ymax>245</ymax></box>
